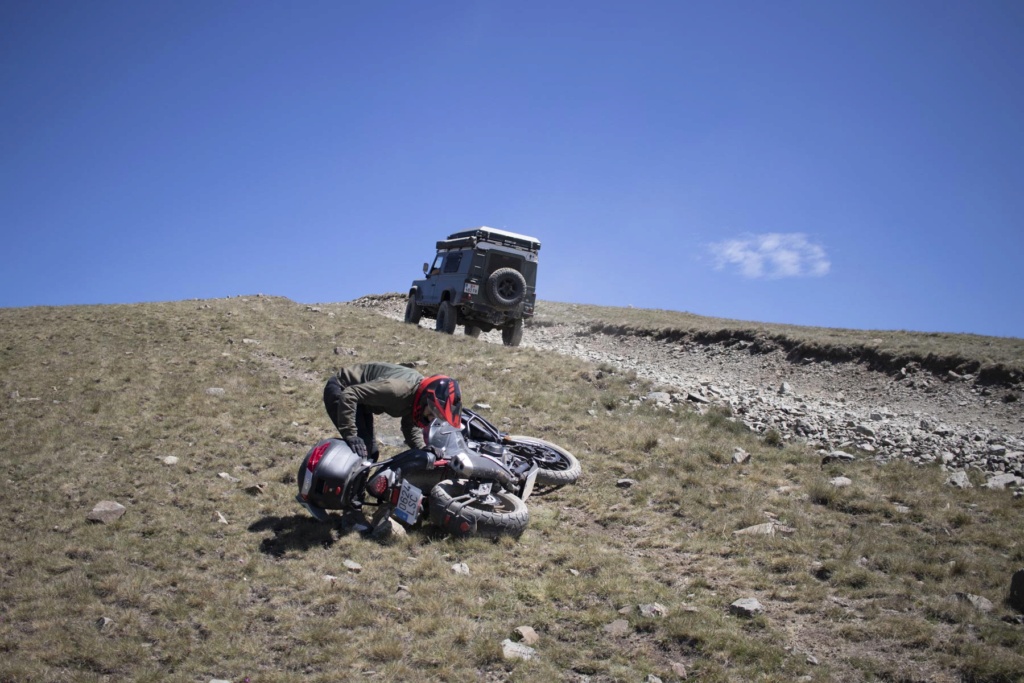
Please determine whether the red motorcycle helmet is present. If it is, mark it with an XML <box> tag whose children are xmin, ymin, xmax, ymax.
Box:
<box><xmin>413</xmin><ymin>375</ymin><xmax>462</xmax><ymax>429</ymax></box>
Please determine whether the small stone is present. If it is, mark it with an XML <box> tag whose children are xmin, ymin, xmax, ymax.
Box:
<box><xmin>779</xmin><ymin>382</ymin><xmax>793</xmax><ymax>396</ymax></box>
<box><xmin>956</xmin><ymin>592</ymin><xmax>994</xmax><ymax>612</ymax></box>
<box><xmin>732</xmin><ymin>448</ymin><xmax>751</xmax><ymax>465</ymax></box>
<box><xmin>729</xmin><ymin>598</ymin><xmax>764</xmax><ymax>617</ymax></box>
<box><xmin>218</xmin><ymin>472</ymin><xmax>241</xmax><ymax>483</ymax></box>
<box><xmin>452</xmin><ymin>562</ymin><xmax>470</xmax><ymax>575</ymax></box>
<box><xmin>829</xmin><ymin>476</ymin><xmax>852</xmax><ymax>488</ymax></box>
<box><xmin>604</xmin><ymin>619</ymin><xmax>630</xmax><ymax>636</ymax></box>
<box><xmin>205</xmin><ymin>387</ymin><xmax>226</xmax><ymax>396</ymax></box>
<box><xmin>86</xmin><ymin>501</ymin><xmax>126</xmax><ymax>524</ymax></box>
<box><xmin>568</xmin><ymin>568</ymin><xmax>580</xmax><ymax>576</ymax></box>
<box><xmin>947</xmin><ymin>471</ymin><xmax>973</xmax><ymax>489</ymax></box>
<box><xmin>371</xmin><ymin>515</ymin><xmax>407</xmax><ymax>542</ymax></box>
<box><xmin>616</xmin><ymin>478</ymin><xmax>638</xmax><ymax>489</ymax></box>
<box><xmin>640</xmin><ymin>603</ymin><xmax>667</xmax><ymax>618</ymax></box>
<box><xmin>671</xmin><ymin>662</ymin><xmax>688</xmax><ymax>678</ymax></box>
<box><xmin>215</xmin><ymin>511</ymin><xmax>229</xmax><ymax>524</ymax></box>
<box><xmin>645</xmin><ymin>675</ymin><xmax>664</xmax><ymax>683</ymax></box>
<box><xmin>514</xmin><ymin>625</ymin><xmax>540</xmax><ymax>645</ymax></box>
<box><xmin>855</xmin><ymin>424</ymin><xmax>876</xmax><ymax>437</ymax></box>
<box><xmin>985</xmin><ymin>473</ymin><xmax>1022</xmax><ymax>490</ymax></box>
<box><xmin>161</xmin><ymin>456</ymin><xmax>179</xmax><ymax>465</ymax></box>
<box><xmin>244</xmin><ymin>483</ymin><xmax>267</xmax><ymax>495</ymax></box>
<box><xmin>96</xmin><ymin>616</ymin><xmax>114</xmax><ymax>631</ymax></box>
<box><xmin>242</xmin><ymin>338</ymin><xmax>260</xmax><ymax>345</ymax></box>
<box><xmin>501</xmin><ymin>638</ymin><xmax>536</xmax><ymax>661</ymax></box>
<box><xmin>343</xmin><ymin>559</ymin><xmax>363</xmax><ymax>573</ymax></box>
<box><xmin>806</xmin><ymin>654</ymin><xmax>820</xmax><ymax>665</ymax></box>
<box><xmin>646</xmin><ymin>391</ymin><xmax>672</xmax><ymax>405</ymax></box>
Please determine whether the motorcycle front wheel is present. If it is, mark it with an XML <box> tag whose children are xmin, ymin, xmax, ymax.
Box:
<box><xmin>505</xmin><ymin>436</ymin><xmax>582</xmax><ymax>486</ymax></box>
<box><xmin>429</xmin><ymin>480</ymin><xmax>529</xmax><ymax>539</ymax></box>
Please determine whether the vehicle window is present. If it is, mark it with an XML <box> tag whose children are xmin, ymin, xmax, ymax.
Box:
<box><xmin>429</xmin><ymin>255</ymin><xmax>443</xmax><ymax>275</ymax></box>
<box><xmin>488</xmin><ymin>253</ymin><xmax>521</xmax><ymax>273</ymax></box>
<box><xmin>443</xmin><ymin>252</ymin><xmax>463</xmax><ymax>274</ymax></box>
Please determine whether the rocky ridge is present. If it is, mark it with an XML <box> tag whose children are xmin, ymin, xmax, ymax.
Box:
<box><xmin>351</xmin><ymin>295</ymin><xmax>1024</xmax><ymax>490</ymax></box>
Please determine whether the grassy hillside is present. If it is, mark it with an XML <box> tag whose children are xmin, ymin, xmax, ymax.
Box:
<box><xmin>1</xmin><ymin>295</ymin><xmax>1022</xmax><ymax>682</ymax></box>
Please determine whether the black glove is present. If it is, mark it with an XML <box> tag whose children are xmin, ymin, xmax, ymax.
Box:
<box><xmin>345</xmin><ymin>436</ymin><xmax>368</xmax><ymax>458</ymax></box>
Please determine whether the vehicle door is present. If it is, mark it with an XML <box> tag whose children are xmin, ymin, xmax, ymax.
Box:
<box><xmin>423</xmin><ymin>253</ymin><xmax>444</xmax><ymax>304</ymax></box>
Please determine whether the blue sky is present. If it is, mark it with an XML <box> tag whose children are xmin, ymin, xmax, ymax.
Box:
<box><xmin>2</xmin><ymin>1</ymin><xmax>1022</xmax><ymax>337</ymax></box>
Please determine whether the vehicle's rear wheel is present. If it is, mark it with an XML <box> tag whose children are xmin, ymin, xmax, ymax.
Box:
<box><xmin>502</xmin><ymin>319</ymin><xmax>523</xmax><ymax>347</ymax></box>
<box><xmin>404</xmin><ymin>295</ymin><xmax>422</xmax><ymax>324</ymax></box>
<box><xmin>436</xmin><ymin>301</ymin><xmax>457</xmax><ymax>334</ymax></box>
<box><xmin>429</xmin><ymin>480</ymin><xmax>529</xmax><ymax>538</ymax></box>
<box><xmin>464</xmin><ymin>324</ymin><xmax>482</xmax><ymax>338</ymax></box>
<box><xmin>486</xmin><ymin>268</ymin><xmax>527</xmax><ymax>310</ymax></box>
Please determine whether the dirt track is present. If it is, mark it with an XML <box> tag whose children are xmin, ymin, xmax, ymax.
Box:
<box><xmin>352</xmin><ymin>295</ymin><xmax>1024</xmax><ymax>483</ymax></box>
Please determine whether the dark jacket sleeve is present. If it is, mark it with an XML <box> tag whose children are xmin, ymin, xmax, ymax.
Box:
<box><xmin>401</xmin><ymin>414</ymin><xmax>426</xmax><ymax>450</ymax></box>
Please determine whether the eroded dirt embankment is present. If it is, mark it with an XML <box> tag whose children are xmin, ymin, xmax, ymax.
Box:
<box><xmin>350</xmin><ymin>294</ymin><xmax>1024</xmax><ymax>483</ymax></box>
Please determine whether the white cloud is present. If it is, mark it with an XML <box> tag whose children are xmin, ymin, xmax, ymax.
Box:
<box><xmin>709</xmin><ymin>233</ymin><xmax>831</xmax><ymax>279</ymax></box>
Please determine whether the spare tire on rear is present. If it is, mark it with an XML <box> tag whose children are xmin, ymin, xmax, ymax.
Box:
<box><xmin>486</xmin><ymin>268</ymin><xmax>527</xmax><ymax>310</ymax></box>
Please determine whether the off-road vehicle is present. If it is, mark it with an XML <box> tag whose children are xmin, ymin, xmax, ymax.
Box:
<box><xmin>404</xmin><ymin>226</ymin><xmax>540</xmax><ymax>347</ymax></box>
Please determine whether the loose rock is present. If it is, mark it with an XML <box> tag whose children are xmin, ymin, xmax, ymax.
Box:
<box><xmin>86</xmin><ymin>501</ymin><xmax>126</xmax><ymax>524</ymax></box>
<box><xmin>604</xmin><ymin>619</ymin><xmax>630</xmax><ymax>636</ymax></box>
<box><xmin>514</xmin><ymin>625</ymin><xmax>540</xmax><ymax>645</ymax></box>
<box><xmin>501</xmin><ymin>638</ymin><xmax>536</xmax><ymax>661</ymax></box>
<box><xmin>729</xmin><ymin>598</ymin><xmax>764</xmax><ymax>617</ymax></box>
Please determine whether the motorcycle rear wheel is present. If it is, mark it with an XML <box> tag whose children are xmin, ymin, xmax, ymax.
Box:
<box><xmin>429</xmin><ymin>480</ymin><xmax>529</xmax><ymax>538</ymax></box>
<box><xmin>506</xmin><ymin>436</ymin><xmax>582</xmax><ymax>486</ymax></box>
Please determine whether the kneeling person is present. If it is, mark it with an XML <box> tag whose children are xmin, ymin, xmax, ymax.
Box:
<box><xmin>323</xmin><ymin>361</ymin><xmax>462</xmax><ymax>461</ymax></box>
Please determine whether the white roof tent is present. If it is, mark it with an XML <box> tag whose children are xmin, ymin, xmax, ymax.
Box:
<box><xmin>437</xmin><ymin>226</ymin><xmax>541</xmax><ymax>253</ymax></box>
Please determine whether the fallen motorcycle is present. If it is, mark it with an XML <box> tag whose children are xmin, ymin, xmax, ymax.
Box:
<box><xmin>296</xmin><ymin>416</ymin><xmax>579</xmax><ymax>538</ymax></box>
<box><xmin>459</xmin><ymin>407</ymin><xmax>581</xmax><ymax>487</ymax></box>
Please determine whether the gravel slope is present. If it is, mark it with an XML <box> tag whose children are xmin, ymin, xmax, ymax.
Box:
<box><xmin>352</xmin><ymin>295</ymin><xmax>1024</xmax><ymax>485</ymax></box>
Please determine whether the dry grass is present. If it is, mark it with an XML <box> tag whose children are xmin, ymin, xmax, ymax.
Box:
<box><xmin>1</xmin><ymin>295</ymin><xmax>1022</xmax><ymax>682</ymax></box>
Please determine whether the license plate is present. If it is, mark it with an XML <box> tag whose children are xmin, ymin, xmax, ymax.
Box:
<box><xmin>393</xmin><ymin>480</ymin><xmax>422</xmax><ymax>524</ymax></box>
<box><xmin>463</xmin><ymin>283</ymin><xmax>479</xmax><ymax>295</ymax></box>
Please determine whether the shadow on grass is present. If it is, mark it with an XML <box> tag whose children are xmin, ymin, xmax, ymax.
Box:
<box><xmin>249</xmin><ymin>513</ymin><xmax>364</xmax><ymax>557</ymax></box>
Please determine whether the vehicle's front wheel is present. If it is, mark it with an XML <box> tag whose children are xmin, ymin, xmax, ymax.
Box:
<box><xmin>463</xmin><ymin>324</ymin><xmax>482</xmax><ymax>338</ymax></box>
<box><xmin>502</xmin><ymin>319</ymin><xmax>523</xmax><ymax>347</ymax></box>
<box><xmin>429</xmin><ymin>480</ymin><xmax>529</xmax><ymax>538</ymax></box>
<box><xmin>404</xmin><ymin>295</ymin><xmax>422</xmax><ymax>324</ymax></box>
<box><xmin>505</xmin><ymin>436</ymin><xmax>582</xmax><ymax>486</ymax></box>
<box><xmin>436</xmin><ymin>301</ymin><xmax>457</xmax><ymax>334</ymax></box>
